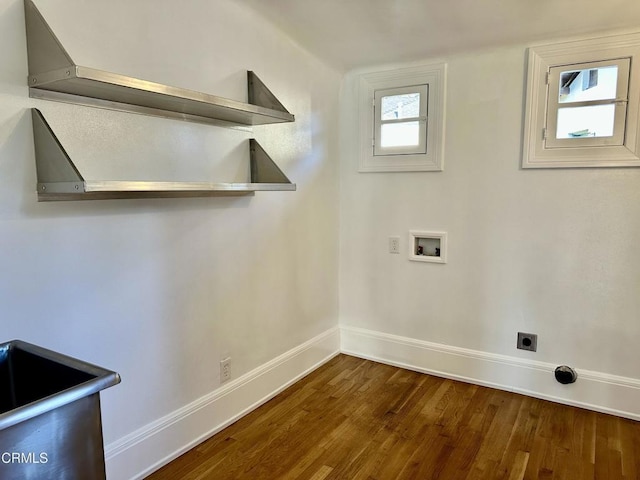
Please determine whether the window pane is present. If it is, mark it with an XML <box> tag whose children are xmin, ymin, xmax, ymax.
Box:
<box><xmin>380</xmin><ymin>121</ymin><xmax>420</xmax><ymax>147</ymax></box>
<box><xmin>381</xmin><ymin>93</ymin><xmax>420</xmax><ymax>120</ymax></box>
<box><xmin>556</xmin><ymin>104</ymin><xmax>616</xmax><ymax>138</ymax></box>
<box><xmin>558</xmin><ymin>65</ymin><xmax>618</xmax><ymax>103</ymax></box>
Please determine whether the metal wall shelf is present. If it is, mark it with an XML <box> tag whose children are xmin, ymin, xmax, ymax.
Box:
<box><xmin>24</xmin><ymin>0</ymin><xmax>297</xmax><ymax>202</ymax></box>
<box><xmin>31</xmin><ymin>109</ymin><xmax>296</xmax><ymax>201</ymax></box>
<box><xmin>24</xmin><ymin>0</ymin><xmax>295</xmax><ymax>127</ymax></box>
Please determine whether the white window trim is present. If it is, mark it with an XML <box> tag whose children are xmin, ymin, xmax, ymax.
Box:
<box><xmin>359</xmin><ymin>63</ymin><xmax>447</xmax><ymax>172</ymax></box>
<box><xmin>522</xmin><ymin>32</ymin><xmax>640</xmax><ymax>169</ymax></box>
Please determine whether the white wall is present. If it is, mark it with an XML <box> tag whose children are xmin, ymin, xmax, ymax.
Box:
<box><xmin>0</xmin><ymin>0</ymin><xmax>340</xmax><ymax>478</ymax></box>
<box><xmin>4</xmin><ymin>0</ymin><xmax>640</xmax><ymax>476</ymax></box>
<box><xmin>339</xmin><ymin>44</ymin><xmax>640</xmax><ymax>416</ymax></box>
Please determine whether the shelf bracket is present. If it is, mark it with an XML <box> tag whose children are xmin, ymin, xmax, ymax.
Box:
<box><xmin>248</xmin><ymin>72</ymin><xmax>291</xmax><ymax>114</ymax></box>
<box><xmin>24</xmin><ymin>0</ymin><xmax>74</xmax><ymax>75</ymax></box>
<box><xmin>249</xmin><ymin>139</ymin><xmax>293</xmax><ymax>185</ymax></box>
<box><xmin>31</xmin><ymin>109</ymin><xmax>85</xmax><ymax>196</ymax></box>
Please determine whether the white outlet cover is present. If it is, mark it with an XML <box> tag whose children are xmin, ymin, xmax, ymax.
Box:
<box><xmin>389</xmin><ymin>236</ymin><xmax>401</xmax><ymax>254</ymax></box>
<box><xmin>220</xmin><ymin>357</ymin><xmax>231</xmax><ymax>382</ymax></box>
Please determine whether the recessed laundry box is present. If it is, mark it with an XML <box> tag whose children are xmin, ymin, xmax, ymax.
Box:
<box><xmin>0</xmin><ymin>340</ymin><xmax>120</xmax><ymax>480</ymax></box>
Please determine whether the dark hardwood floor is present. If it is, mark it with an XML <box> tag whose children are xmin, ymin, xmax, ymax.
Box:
<box><xmin>146</xmin><ymin>354</ymin><xmax>640</xmax><ymax>479</ymax></box>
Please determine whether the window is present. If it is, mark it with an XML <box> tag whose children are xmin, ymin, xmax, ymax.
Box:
<box><xmin>546</xmin><ymin>58</ymin><xmax>630</xmax><ymax>148</ymax></box>
<box><xmin>359</xmin><ymin>63</ymin><xmax>446</xmax><ymax>172</ymax></box>
<box><xmin>522</xmin><ymin>33</ymin><xmax>640</xmax><ymax>168</ymax></box>
<box><xmin>374</xmin><ymin>85</ymin><xmax>428</xmax><ymax>156</ymax></box>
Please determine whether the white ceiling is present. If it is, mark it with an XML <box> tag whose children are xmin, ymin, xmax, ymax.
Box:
<box><xmin>238</xmin><ymin>0</ymin><xmax>640</xmax><ymax>71</ymax></box>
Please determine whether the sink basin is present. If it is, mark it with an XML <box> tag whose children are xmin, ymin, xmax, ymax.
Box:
<box><xmin>0</xmin><ymin>340</ymin><xmax>120</xmax><ymax>480</ymax></box>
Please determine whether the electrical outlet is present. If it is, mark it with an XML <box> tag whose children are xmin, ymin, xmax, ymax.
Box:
<box><xmin>220</xmin><ymin>357</ymin><xmax>231</xmax><ymax>383</ymax></box>
<box><xmin>517</xmin><ymin>332</ymin><xmax>537</xmax><ymax>352</ymax></box>
<box><xmin>389</xmin><ymin>236</ymin><xmax>400</xmax><ymax>254</ymax></box>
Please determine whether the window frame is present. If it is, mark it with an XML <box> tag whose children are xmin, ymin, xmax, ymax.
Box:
<box><xmin>522</xmin><ymin>33</ymin><xmax>640</xmax><ymax>168</ymax></box>
<box><xmin>545</xmin><ymin>58</ymin><xmax>630</xmax><ymax>148</ymax></box>
<box><xmin>358</xmin><ymin>63</ymin><xmax>446</xmax><ymax>173</ymax></box>
<box><xmin>374</xmin><ymin>84</ymin><xmax>428</xmax><ymax>156</ymax></box>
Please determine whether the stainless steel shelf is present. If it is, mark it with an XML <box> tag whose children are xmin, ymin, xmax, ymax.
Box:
<box><xmin>25</xmin><ymin>0</ymin><xmax>297</xmax><ymax>201</ymax></box>
<box><xmin>24</xmin><ymin>0</ymin><xmax>294</xmax><ymax>127</ymax></box>
<box><xmin>31</xmin><ymin>109</ymin><xmax>296</xmax><ymax>201</ymax></box>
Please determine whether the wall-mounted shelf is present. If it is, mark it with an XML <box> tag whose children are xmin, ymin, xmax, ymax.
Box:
<box><xmin>31</xmin><ymin>109</ymin><xmax>296</xmax><ymax>201</ymax></box>
<box><xmin>24</xmin><ymin>0</ymin><xmax>294</xmax><ymax>127</ymax></box>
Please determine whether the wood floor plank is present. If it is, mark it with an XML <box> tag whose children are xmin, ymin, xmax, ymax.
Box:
<box><xmin>146</xmin><ymin>355</ymin><xmax>640</xmax><ymax>480</ymax></box>
<box><xmin>307</xmin><ymin>465</ymin><xmax>333</xmax><ymax>480</ymax></box>
<box><xmin>507</xmin><ymin>450</ymin><xmax>529</xmax><ymax>480</ymax></box>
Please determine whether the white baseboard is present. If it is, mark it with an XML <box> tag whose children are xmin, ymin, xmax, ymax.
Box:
<box><xmin>104</xmin><ymin>324</ymin><xmax>640</xmax><ymax>479</ymax></box>
<box><xmin>105</xmin><ymin>327</ymin><xmax>341</xmax><ymax>480</ymax></box>
<box><xmin>340</xmin><ymin>325</ymin><xmax>640</xmax><ymax>421</ymax></box>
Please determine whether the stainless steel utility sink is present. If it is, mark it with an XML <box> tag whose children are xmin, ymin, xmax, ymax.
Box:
<box><xmin>0</xmin><ymin>340</ymin><xmax>120</xmax><ymax>480</ymax></box>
